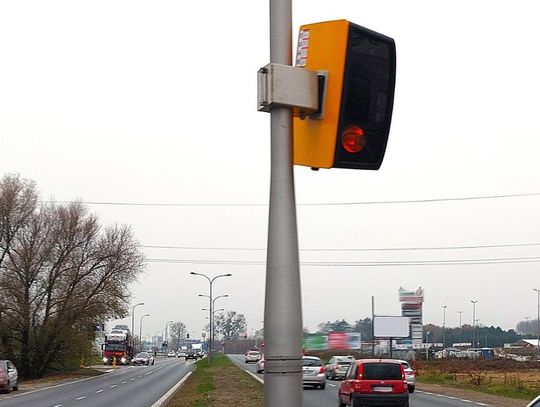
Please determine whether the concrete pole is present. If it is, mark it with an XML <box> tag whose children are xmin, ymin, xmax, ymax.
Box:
<box><xmin>264</xmin><ymin>0</ymin><xmax>303</xmax><ymax>405</ymax></box>
<box><xmin>457</xmin><ymin>311</ymin><xmax>463</xmax><ymax>345</ymax></box>
<box><xmin>442</xmin><ymin>305</ymin><xmax>447</xmax><ymax>348</ymax></box>
<box><xmin>471</xmin><ymin>300</ymin><xmax>478</xmax><ymax>348</ymax></box>
<box><xmin>534</xmin><ymin>289</ymin><xmax>540</xmax><ymax>356</ymax></box>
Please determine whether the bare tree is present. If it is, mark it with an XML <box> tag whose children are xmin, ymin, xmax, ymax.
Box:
<box><xmin>169</xmin><ymin>321</ymin><xmax>187</xmax><ymax>350</ymax></box>
<box><xmin>0</xmin><ymin>174</ymin><xmax>38</xmax><ymax>269</ymax></box>
<box><xmin>0</xmin><ymin>175</ymin><xmax>145</xmax><ymax>377</ymax></box>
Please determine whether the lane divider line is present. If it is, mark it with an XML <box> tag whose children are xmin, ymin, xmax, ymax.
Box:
<box><xmin>416</xmin><ymin>390</ymin><xmax>492</xmax><ymax>406</ymax></box>
<box><xmin>243</xmin><ymin>368</ymin><xmax>264</xmax><ymax>384</ymax></box>
<box><xmin>150</xmin><ymin>370</ymin><xmax>193</xmax><ymax>407</ymax></box>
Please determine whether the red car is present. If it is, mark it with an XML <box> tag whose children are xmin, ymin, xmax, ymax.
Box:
<box><xmin>338</xmin><ymin>359</ymin><xmax>409</xmax><ymax>407</ymax></box>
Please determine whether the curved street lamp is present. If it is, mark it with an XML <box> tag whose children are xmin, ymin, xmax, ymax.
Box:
<box><xmin>190</xmin><ymin>272</ymin><xmax>232</xmax><ymax>360</ymax></box>
<box><xmin>139</xmin><ymin>313</ymin><xmax>150</xmax><ymax>352</ymax></box>
<box><xmin>131</xmin><ymin>302</ymin><xmax>144</xmax><ymax>356</ymax></box>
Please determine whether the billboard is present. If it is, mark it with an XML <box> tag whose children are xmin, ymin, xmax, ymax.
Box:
<box><xmin>373</xmin><ymin>316</ymin><xmax>409</xmax><ymax>338</ymax></box>
<box><xmin>303</xmin><ymin>332</ymin><xmax>361</xmax><ymax>350</ymax></box>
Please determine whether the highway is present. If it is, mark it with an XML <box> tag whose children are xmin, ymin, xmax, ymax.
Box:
<box><xmin>227</xmin><ymin>354</ymin><xmax>495</xmax><ymax>407</ymax></box>
<box><xmin>0</xmin><ymin>357</ymin><xmax>193</xmax><ymax>407</ymax></box>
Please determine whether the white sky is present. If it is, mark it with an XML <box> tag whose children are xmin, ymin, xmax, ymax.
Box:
<box><xmin>1</xmin><ymin>0</ymin><xmax>539</xmax><ymax>340</ymax></box>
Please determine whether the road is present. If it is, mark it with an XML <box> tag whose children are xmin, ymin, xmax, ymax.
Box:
<box><xmin>227</xmin><ymin>354</ymin><xmax>495</xmax><ymax>407</ymax></box>
<box><xmin>0</xmin><ymin>357</ymin><xmax>194</xmax><ymax>407</ymax></box>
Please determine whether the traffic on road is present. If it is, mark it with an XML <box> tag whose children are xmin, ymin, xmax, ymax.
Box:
<box><xmin>0</xmin><ymin>357</ymin><xmax>193</xmax><ymax>407</ymax></box>
<box><xmin>228</xmin><ymin>354</ymin><xmax>502</xmax><ymax>407</ymax></box>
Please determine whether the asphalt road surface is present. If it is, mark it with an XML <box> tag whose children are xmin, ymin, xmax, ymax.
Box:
<box><xmin>227</xmin><ymin>354</ymin><xmax>495</xmax><ymax>407</ymax></box>
<box><xmin>0</xmin><ymin>357</ymin><xmax>194</xmax><ymax>407</ymax></box>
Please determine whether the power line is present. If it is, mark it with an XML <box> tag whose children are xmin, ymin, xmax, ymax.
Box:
<box><xmin>146</xmin><ymin>255</ymin><xmax>540</xmax><ymax>267</ymax></box>
<box><xmin>43</xmin><ymin>191</ymin><xmax>540</xmax><ymax>207</ymax></box>
<box><xmin>141</xmin><ymin>241</ymin><xmax>540</xmax><ymax>252</ymax></box>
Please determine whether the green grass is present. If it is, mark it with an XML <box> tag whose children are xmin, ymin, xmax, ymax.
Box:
<box><xmin>166</xmin><ymin>353</ymin><xmax>263</xmax><ymax>407</ymax></box>
<box><xmin>417</xmin><ymin>373</ymin><xmax>540</xmax><ymax>400</ymax></box>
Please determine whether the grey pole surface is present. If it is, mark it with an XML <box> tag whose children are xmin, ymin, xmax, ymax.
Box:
<box><xmin>264</xmin><ymin>0</ymin><xmax>303</xmax><ymax>405</ymax></box>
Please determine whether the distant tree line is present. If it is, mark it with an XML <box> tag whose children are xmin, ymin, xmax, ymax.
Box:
<box><xmin>0</xmin><ymin>174</ymin><xmax>145</xmax><ymax>378</ymax></box>
<box><xmin>313</xmin><ymin>318</ymin><xmax>526</xmax><ymax>348</ymax></box>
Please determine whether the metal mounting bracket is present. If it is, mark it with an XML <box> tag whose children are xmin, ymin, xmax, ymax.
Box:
<box><xmin>257</xmin><ymin>63</ymin><xmax>320</xmax><ymax>116</ymax></box>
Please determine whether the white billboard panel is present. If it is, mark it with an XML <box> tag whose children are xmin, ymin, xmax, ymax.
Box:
<box><xmin>373</xmin><ymin>316</ymin><xmax>409</xmax><ymax>338</ymax></box>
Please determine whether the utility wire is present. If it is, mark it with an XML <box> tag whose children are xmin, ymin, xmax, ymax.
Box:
<box><xmin>43</xmin><ymin>191</ymin><xmax>540</xmax><ymax>207</ymax></box>
<box><xmin>141</xmin><ymin>241</ymin><xmax>540</xmax><ymax>252</ymax></box>
<box><xmin>146</xmin><ymin>255</ymin><xmax>540</xmax><ymax>267</ymax></box>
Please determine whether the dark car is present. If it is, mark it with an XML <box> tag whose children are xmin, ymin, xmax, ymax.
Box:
<box><xmin>132</xmin><ymin>352</ymin><xmax>155</xmax><ymax>366</ymax></box>
<box><xmin>338</xmin><ymin>359</ymin><xmax>409</xmax><ymax>407</ymax></box>
<box><xmin>185</xmin><ymin>349</ymin><xmax>199</xmax><ymax>360</ymax></box>
<box><xmin>0</xmin><ymin>360</ymin><xmax>19</xmax><ymax>393</ymax></box>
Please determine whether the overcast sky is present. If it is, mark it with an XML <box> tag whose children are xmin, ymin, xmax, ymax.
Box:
<box><xmin>1</xmin><ymin>0</ymin><xmax>539</xmax><ymax>340</ymax></box>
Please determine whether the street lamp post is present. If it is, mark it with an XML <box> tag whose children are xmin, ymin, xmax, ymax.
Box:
<box><xmin>534</xmin><ymin>289</ymin><xmax>540</xmax><ymax>356</ymax></box>
<box><xmin>457</xmin><ymin>311</ymin><xmax>463</xmax><ymax>346</ymax></box>
<box><xmin>139</xmin><ymin>314</ymin><xmax>150</xmax><ymax>352</ymax></box>
<box><xmin>425</xmin><ymin>330</ymin><xmax>431</xmax><ymax>360</ymax></box>
<box><xmin>212</xmin><ymin>295</ymin><xmax>229</xmax><ymax>351</ymax></box>
<box><xmin>131</xmin><ymin>303</ymin><xmax>144</xmax><ymax>354</ymax></box>
<box><xmin>471</xmin><ymin>300</ymin><xmax>478</xmax><ymax>348</ymax></box>
<box><xmin>442</xmin><ymin>305</ymin><xmax>447</xmax><ymax>348</ymax></box>
<box><xmin>165</xmin><ymin>320</ymin><xmax>173</xmax><ymax>351</ymax></box>
<box><xmin>191</xmin><ymin>272</ymin><xmax>232</xmax><ymax>361</ymax></box>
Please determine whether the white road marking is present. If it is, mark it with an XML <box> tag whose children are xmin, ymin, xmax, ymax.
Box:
<box><xmin>51</xmin><ymin>405</ymin><xmax>63</xmax><ymax>407</ymax></box>
<box><xmin>130</xmin><ymin>377</ymin><xmax>136</xmax><ymax>381</ymax></box>
<box><xmin>110</xmin><ymin>384</ymin><xmax>117</xmax><ymax>388</ymax></box>
<box><xmin>416</xmin><ymin>390</ymin><xmax>492</xmax><ymax>406</ymax></box>
<box><xmin>75</xmin><ymin>396</ymin><xmax>86</xmax><ymax>400</ymax></box>
<box><xmin>121</xmin><ymin>381</ymin><xmax>127</xmax><ymax>384</ymax></box>
<box><xmin>328</xmin><ymin>383</ymin><xmax>336</xmax><ymax>387</ymax></box>
<box><xmin>150</xmin><ymin>371</ymin><xmax>193</xmax><ymax>407</ymax></box>
<box><xmin>96</xmin><ymin>389</ymin><xmax>103</xmax><ymax>393</ymax></box>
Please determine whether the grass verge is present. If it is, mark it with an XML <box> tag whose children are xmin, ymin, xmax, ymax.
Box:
<box><xmin>417</xmin><ymin>373</ymin><xmax>540</xmax><ymax>400</ymax></box>
<box><xmin>166</xmin><ymin>354</ymin><xmax>263</xmax><ymax>407</ymax></box>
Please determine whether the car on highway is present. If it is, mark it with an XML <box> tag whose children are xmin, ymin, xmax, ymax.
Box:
<box><xmin>177</xmin><ymin>350</ymin><xmax>187</xmax><ymax>358</ymax></box>
<box><xmin>245</xmin><ymin>350</ymin><xmax>262</xmax><ymax>363</ymax></box>
<box><xmin>132</xmin><ymin>352</ymin><xmax>155</xmax><ymax>366</ymax></box>
<box><xmin>0</xmin><ymin>360</ymin><xmax>18</xmax><ymax>393</ymax></box>
<box><xmin>325</xmin><ymin>355</ymin><xmax>355</xmax><ymax>380</ymax></box>
<box><xmin>527</xmin><ymin>395</ymin><xmax>540</xmax><ymax>407</ymax></box>
<box><xmin>395</xmin><ymin>359</ymin><xmax>415</xmax><ymax>393</ymax></box>
<box><xmin>256</xmin><ymin>356</ymin><xmax>265</xmax><ymax>373</ymax></box>
<box><xmin>185</xmin><ymin>349</ymin><xmax>199</xmax><ymax>360</ymax></box>
<box><xmin>302</xmin><ymin>356</ymin><xmax>326</xmax><ymax>390</ymax></box>
<box><xmin>167</xmin><ymin>350</ymin><xmax>176</xmax><ymax>358</ymax></box>
<box><xmin>338</xmin><ymin>359</ymin><xmax>408</xmax><ymax>407</ymax></box>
